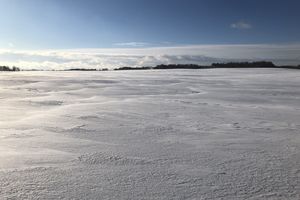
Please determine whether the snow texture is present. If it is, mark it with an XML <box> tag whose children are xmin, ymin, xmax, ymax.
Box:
<box><xmin>0</xmin><ymin>69</ymin><xmax>300</xmax><ymax>199</ymax></box>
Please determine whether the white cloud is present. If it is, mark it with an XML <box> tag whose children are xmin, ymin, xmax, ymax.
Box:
<box><xmin>231</xmin><ymin>21</ymin><xmax>252</xmax><ymax>30</ymax></box>
<box><xmin>113</xmin><ymin>42</ymin><xmax>150</xmax><ymax>47</ymax></box>
<box><xmin>0</xmin><ymin>44</ymin><xmax>300</xmax><ymax>70</ymax></box>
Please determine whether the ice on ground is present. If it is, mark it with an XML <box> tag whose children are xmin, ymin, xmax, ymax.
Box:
<box><xmin>0</xmin><ymin>69</ymin><xmax>300</xmax><ymax>199</ymax></box>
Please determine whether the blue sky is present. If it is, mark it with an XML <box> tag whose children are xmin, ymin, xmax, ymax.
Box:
<box><xmin>0</xmin><ymin>0</ymin><xmax>300</xmax><ymax>69</ymax></box>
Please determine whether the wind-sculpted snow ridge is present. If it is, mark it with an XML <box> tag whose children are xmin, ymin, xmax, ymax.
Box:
<box><xmin>0</xmin><ymin>69</ymin><xmax>300</xmax><ymax>199</ymax></box>
<box><xmin>77</xmin><ymin>152</ymin><xmax>152</xmax><ymax>165</ymax></box>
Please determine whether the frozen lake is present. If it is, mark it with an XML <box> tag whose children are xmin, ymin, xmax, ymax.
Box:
<box><xmin>0</xmin><ymin>69</ymin><xmax>299</xmax><ymax>199</ymax></box>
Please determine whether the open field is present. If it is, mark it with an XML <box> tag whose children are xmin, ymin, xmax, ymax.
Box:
<box><xmin>0</xmin><ymin>69</ymin><xmax>299</xmax><ymax>199</ymax></box>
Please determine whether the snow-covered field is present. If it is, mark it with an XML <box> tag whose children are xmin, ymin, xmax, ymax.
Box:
<box><xmin>0</xmin><ymin>69</ymin><xmax>299</xmax><ymax>199</ymax></box>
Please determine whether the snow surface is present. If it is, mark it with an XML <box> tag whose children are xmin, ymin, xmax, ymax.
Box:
<box><xmin>0</xmin><ymin>69</ymin><xmax>299</xmax><ymax>199</ymax></box>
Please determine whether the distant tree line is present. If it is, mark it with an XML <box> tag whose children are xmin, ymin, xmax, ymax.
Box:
<box><xmin>66</xmin><ymin>68</ymin><xmax>109</xmax><ymax>71</ymax></box>
<box><xmin>68</xmin><ymin>68</ymin><xmax>97</xmax><ymax>71</ymax></box>
<box><xmin>0</xmin><ymin>66</ymin><xmax>20</xmax><ymax>71</ymax></box>
<box><xmin>154</xmin><ymin>64</ymin><xmax>208</xmax><ymax>69</ymax></box>
<box><xmin>114</xmin><ymin>66</ymin><xmax>152</xmax><ymax>70</ymax></box>
<box><xmin>211</xmin><ymin>61</ymin><xmax>275</xmax><ymax>68</ymax></box>
<box><xmin>114</xmin><ymin>61</ymin><xmax>300</xmax><ymax>71</ymax></box>
<box><xmin>2</xmin><ymin>62</ymin><xmax>300</xmax><ymax>72</ymax></box>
